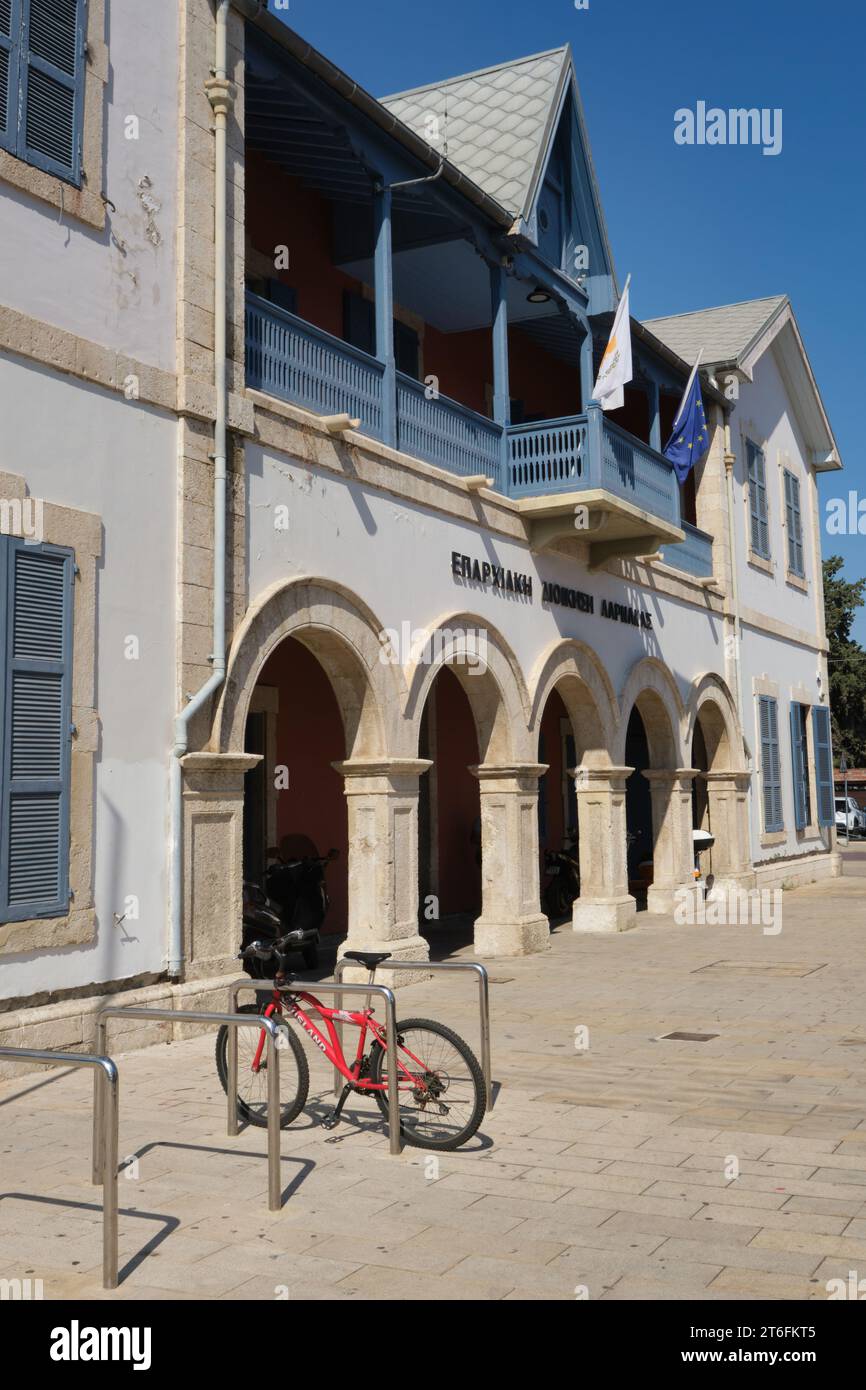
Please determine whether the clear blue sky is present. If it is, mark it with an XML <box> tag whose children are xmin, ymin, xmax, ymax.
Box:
<box><xmin>268</xmin><ymin>0</ymin><xmax>866</xmax><ymax>641</ymax></box>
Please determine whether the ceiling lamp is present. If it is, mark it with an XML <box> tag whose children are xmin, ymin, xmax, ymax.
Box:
<box><xmin>526</xmin><ymin>286</ymin><xmax>551</xmax><ymax>304</ymax></box>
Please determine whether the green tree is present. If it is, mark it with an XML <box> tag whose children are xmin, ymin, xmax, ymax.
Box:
<box><xmin>823</xmin><ymin>556</ymin><xmax>866</xmax><ymax>766</ymax></box>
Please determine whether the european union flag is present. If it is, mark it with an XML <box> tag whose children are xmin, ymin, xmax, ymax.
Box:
<box><xmin>663</xmin><ymin>368</ymin><xmax>710</xmax><ymax>483</ymax></box>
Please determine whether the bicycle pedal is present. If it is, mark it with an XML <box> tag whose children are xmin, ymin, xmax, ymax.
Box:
<box><xmin>321</xmin><ymin>1112</ymin><xmax>340</xmax><ymax>1130</ymax></box>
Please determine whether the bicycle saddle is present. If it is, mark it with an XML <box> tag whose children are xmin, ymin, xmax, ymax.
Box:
<box><xmin>342</xmin><ymin>951</ymin><xmax>392</xmax><ymax>970</ymax></box>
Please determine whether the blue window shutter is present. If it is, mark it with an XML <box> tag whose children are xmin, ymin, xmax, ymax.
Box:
<box><xmin>19</xmin><ymin>0</ymin><xmax>86</xmax><ymax>184</ymax></box>
<box><xmin>747</xmin><ymin>443</ymin><xmax>761</xmax><ymax>554</ymax></box>
<box><xmin>759</xmin><ymin>695</ymin><xmax>783</xmax><ymax>832</ymax></box>
<box><xmin>785</xmin><ymin>470</ymin><xmax>804</xmax><ymax>576</ymax></box>
<box><xmin>812</xmin><ymin>705</ymin><xmax>834</xmax><ymax>828</ymax></box>
<box><xmin>747</xmin><ymin>442</ymin><xmax>769</xmax><ymax>558</ymax></box>
<box><xmin>790</xmin><ymin>702</ymin><xmax>807</xmax><ymax>830</ymax></box>
<box><xmin>0</xmin><ymin>539</ymin><xmax>74</xmax><ymax>921</ymax></box>
<box><xmin>0</xmin><ymin>0</ymin><xmax>20</xmax><ymax>154</ymax></box>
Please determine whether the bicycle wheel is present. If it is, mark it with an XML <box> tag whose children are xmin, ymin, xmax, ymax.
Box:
<box><xmin>369</xmin><ymin>1017</ymin><xmax>486</xmax><ymax>1150</ymax></box>
<box><xmin>215</xmin><ymin>1002</ymin><xmax>309</xmax><ymax>1129</ymax></box>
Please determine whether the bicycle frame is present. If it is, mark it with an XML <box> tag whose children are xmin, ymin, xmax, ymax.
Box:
<box><xmin>249</xmin><ymin>988</ymin><xmax>426</xmax><ymax>1093</ymax></box>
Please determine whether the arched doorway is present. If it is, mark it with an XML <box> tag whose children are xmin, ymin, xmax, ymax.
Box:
<box><xmin>243</xmin><ymin>636</ymin><xmax>349</xmax><ymax>943</ymax></box>
<box><xmin>537</xmin><ymin>687</ymin><xmax>577</xmax><ymax>923</ymax></box>
<box><xmin>418</xmin><ymin>667</ymin><xmax>482</xmax><ymax>951</ymax></box>
<box><xmin>688</xmin><ymin>683</ymin><xmax>754</xmax><ymax>894</ymax></box>
<box><xmin>625</xmin><ymin>705</ymin><xmax>654</xmax><ymax>906</ymax></box>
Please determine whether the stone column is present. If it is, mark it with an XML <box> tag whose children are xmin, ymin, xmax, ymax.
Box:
<box><xmin>702</xmin><ymin>770</ymin><xmax>756</xmax><ymax>893</ymax></box>
<box><xmin>470</xmin><ymin>764</ymin><xmax>550</xmax><ymax>958</ymax></box>
<box><xmin>181</xmin><ymin>751</ymin><xmax>260</xmax><ymax>980</ymax></box>
<box><xmin>334</xmin><ymin>759</ymin><xmax>432</xmax><ymax>979</ymax></box>
<box><xmin>643</xmin><ymin>768</ymin><xmax>700</xmax><ymax>914</ymax></box>
<box><xmin>571</xmin><ymin>766</ymin><xmax>637</xmax><ymax>932</ymax></box>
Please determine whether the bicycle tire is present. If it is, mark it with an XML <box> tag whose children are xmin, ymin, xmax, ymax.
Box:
<box><xmin>369</xmin><ymin>1016</ymin><xmax>486</xmax><ymax>1150</ymax></box>
<box><xmin>215</xmin><ymin>1002</ymin><xmax>309</xmax><ymax>1129</ymax></box>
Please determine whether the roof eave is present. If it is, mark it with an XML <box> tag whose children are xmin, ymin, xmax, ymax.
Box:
<box><xmin>249</xmin><ymin>11</ymin><xmax>514</xmax><ymax>231</ymax></box>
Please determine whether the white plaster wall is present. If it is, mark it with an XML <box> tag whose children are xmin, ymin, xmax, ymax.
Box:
<box><xmin>0</xmin><ymin>354</ymin><xmax>176</xmax><ymax>999</ymax></box>
<box><xmin>730</xmin><ymin>347</ymin><xmax>821</xmax><ymax>636</ymax></box>
<box><xmin>246</xmin><ymin>445</ymin><xmax>727</xmax><ymax>742</ymax></box>
<box><xmin>740</xmin><ymin>625</ymin><xmax>831</xmax><ymax>866</ymax></box>
<box><xmin>0</xmin><ymin>0</ymin><xmax>179</xmax><ymax>373</ymax></box>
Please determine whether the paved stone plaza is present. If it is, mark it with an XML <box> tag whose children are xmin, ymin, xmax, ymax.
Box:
<box><xmin>2</xmin><ymin>850</ymin><xmax>865</xmax><ymax>1302</ymax></box>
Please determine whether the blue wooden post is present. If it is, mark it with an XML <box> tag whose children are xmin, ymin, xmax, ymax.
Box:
<box><xmin>580</xmin><ymin>326</ymin><xmax>594</xmax><ymax>413</ymax></box>
<box><xmin>490</xmin><ymin>262</ymin><xmax>510</xmax><ymax>490</ymax></box>
<box><xmin>648</xmin><ymin>377</ymin><xmax>661</xmax><ymax>453</ymax></box>
<box><xmin>585</xmin><ymin>399</ymin><xmax>604</xmax><ymax>488</ymax></box>
<box><xmin>374</xmin><ymin>183</ymin><xmax>396</xmax><ymax>447</ymax></box>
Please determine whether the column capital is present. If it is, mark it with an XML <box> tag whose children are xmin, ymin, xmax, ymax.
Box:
<box><xmin>700</xmin><ymin>769</ymin><xmax>752</xmax><ymax>790</ymax></box>
<box><xmin>642</xmin><ymin>767</ymin><xmax>700</xmax><ymax>787</ymax></box>
<box><xmin>470</xmin><ymin>762</ymin><xmax>547</xmax><ymax>788</ymax></box>
<box><xmin>180</xmin><ymin>750</ymin><xmax>261</xmax><ymax>794</ymax></box>
<box><xmin>333</xmin><ymin>757</ymin><xmax>432</xmax><ymax>791</ymax></box>
<box><xmin>571</xmin><ymin>765</ymin><xmax>634</xmax><ymax>789</ymax></box>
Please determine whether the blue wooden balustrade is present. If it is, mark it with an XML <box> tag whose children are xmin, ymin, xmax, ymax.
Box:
<box><xmin>245</xmin><ymin>293</ymin><xmax>711</xmax><ymax>576</ymax></box>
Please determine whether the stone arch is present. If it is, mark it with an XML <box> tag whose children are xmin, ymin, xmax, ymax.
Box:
<box><xmin>685</xmin><ymin>673</ymin><xmax>745</xmax><ymax>772</ymax></box>
<box><xmin>529</xmin><ymin>639</ymin><xmax>618</xmax><ymax>767</ymax></box>
<box><xmin>616</xmin><ymin>656</ymin><xmax>686</xmax><ymax>768</ymax></box>
<box><xmin>402</xmin><ymin>611</ymin><xmax>532</xmax><ymax>764</ymax></box>
<box><xmin>213</xmin><ymin>576</ymin><xmax>403</xmax><ymax>760</ymax></box>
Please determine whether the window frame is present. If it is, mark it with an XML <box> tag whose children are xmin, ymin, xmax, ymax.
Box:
<box><xmin>0</xmin><ymin>534</ymin><xmax>75</xmax><ymax>923</ymax></box>
<box><xmin>783</xmin><ymin>467</ymin><xmax>805</xmax><ymax>578</ymax></box>
<box><xmin>759</xmin><ymin>694</ymin><xmax>784</xmax><ymax>833</ymax></box>
<box><xmin>1</xmin><ymin>0</ymin><xmax>88</xmax><ymax>188</ymax></box>
<box><xmin>747</xmin><ymin>439</ymin><xmax>770</xmax><ymax>561</ymax></box>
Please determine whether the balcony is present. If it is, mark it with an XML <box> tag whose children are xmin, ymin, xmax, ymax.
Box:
<box><xmin>246</xmin><ymin>294</ymin><xmax>710</xmax><ymax>574</ymax></box>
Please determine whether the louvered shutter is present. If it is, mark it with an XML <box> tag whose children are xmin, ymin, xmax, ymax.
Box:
<box><xmin>0</xmin><ymin>0</ymin><xmax>20</xmax><ymax>153</ymax></box>
<box><xmin>812</xmin><ymin>705</ymin><xmax>834</xmax><ymax>828</ymax></box>
<box><xmin>784</xmin><ymin>470</ymin><xmax>804</xmax><ymax>576</ymax></box>
<box><xmin>20</xmin><ymin>0</ymin><xmax>86</xmax><ymax>182</ymax></box>
<box><xmin>759</xmin><ymin>695</ymin><xmax>783</xmax><ymax>832</ymax></box>
<box><xmin>0</xmin><ymin>539</ymin><xmax>74</xmax><ymax>921</ymax></box>
<box><xmin>790</xmin><ymin>702</ymin><xmax>807</xmax><ymax>830</ymax></box>
<box><xmin>747</xmin><ymin>443</ymin><xmax>762</xmax><ymax>555</ymax></box>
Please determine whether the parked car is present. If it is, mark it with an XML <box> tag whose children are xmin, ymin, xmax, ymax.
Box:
<box><xmin>835</xmin><ymin>797</ymin><xmax>865</xmax><ymax>839</ymax></box>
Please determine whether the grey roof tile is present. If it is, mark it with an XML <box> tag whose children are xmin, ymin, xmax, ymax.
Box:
<box><xmin>643</xmin><ymin>295</ymin><xmax>788</xmax><ymax>366</ymax></box>
<box><xmin>380</xmin><ymin>48</ymin><xmax>568</xmax><ymax>216</ymax></box>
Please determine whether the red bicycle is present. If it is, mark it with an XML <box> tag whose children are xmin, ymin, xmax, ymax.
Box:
<box><xmin>215</xmin><ymin>941</ymin><xmax>486</xmax><ymax>1151</ymax></box>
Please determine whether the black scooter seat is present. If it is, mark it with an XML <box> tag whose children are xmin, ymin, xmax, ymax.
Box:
<box><xmin>342</xmin><ymin>951</ymin><xmax>392</xmax><ymax>970</ymax></box>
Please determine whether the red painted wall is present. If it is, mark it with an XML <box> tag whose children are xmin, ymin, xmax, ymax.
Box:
<box><xmin>538</xmin><ymin>686</ymin><xmax>569</xmax><ymax>884</ymax></box>
<box><xmin>246</xmin><ymin>152</ymin><xmax>363</xmax><ymax>339</ymax></box>
<box><xmin>433</xmin><ymin>669</ymin><xmax>481</xmax><ymax>916</ymax></box>
<box><xmin>256</xmin><ymin>637</ymin><xmax>348</xmax><ymax>936</ymax></box>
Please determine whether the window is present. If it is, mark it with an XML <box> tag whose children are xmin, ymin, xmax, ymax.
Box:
<box><xmin>812</xmin><ymin>705</ymin><xmax>835</xmax><ymax>828</ymax></box>
<box><xmin>0</xmin><ymin>537</ymin><xmax>74</xmax><ymax>921</ymax></box>
<box><xmin>790</xmin><ymin>702</ymin><xmax>811</xmax><ymax>830</ymax></box>
<box><xmin>343</xmin><ymin>290</ymin><xmax>420</xmax><ymax>379</ymax></box>
<box><xmin>0</xmin><ymin>0</ymin><xmax>87</xmax><ymax>185</ymax></box>
<box><xmin>784</xmin><ymin>469</ymin><xmax>805</xmax><ymax>576</ymax></box>
<box><xmin>747</xmin><ymin>440</ymin><xmax>770</xmax><ymax>559</ymax></box>
<box><xmin>758</xmin><ymin>694</ymin><xmax>783</xmax><ymax>832</ymax></box>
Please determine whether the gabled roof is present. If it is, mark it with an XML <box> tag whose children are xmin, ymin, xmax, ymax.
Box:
<box><xmin>643</xmin><ymin>295</ymin><xmax>788</xmax><ymax>368</ymax></box>
<box><xmin>381</xmin><ymin>48</ymin><xmax>571</xmax><ymax>220</ymax></box>
<box><xmin>646</xmin><ymin>295</ymin><xmax>841</xmax><ymax>472</ymax></box>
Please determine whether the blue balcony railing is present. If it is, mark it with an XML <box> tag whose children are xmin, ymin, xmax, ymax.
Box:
<box><xmin>246</xmin><ymin>296</ymin><xmax>386</xmax><ymax>440</ymax></box>
<box><xmin>396</xmin><ymin>372</ymin><xmax>502</xmax><ymax>482</ymax></box>
<box><xmin>660</xmin><ymin>521</ymin><xmax>714</xmax><ymax>579</ymax></box>
<box><xmin>245</xmin><ymin>294</ymin><xmax>696</xmax><ymax>554</ymax></box>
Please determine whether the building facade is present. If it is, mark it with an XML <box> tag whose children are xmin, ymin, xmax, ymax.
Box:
<box><xmin>0</xmin><ymin>2</ymin><xmax>842</xmax><ymax>1053</ymax></box>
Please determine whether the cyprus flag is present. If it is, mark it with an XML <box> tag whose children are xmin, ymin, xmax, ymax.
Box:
<box><xmin>592</xmin><ymin>274</ymin><xmax>632</xmax><ymax>411</ymax></box>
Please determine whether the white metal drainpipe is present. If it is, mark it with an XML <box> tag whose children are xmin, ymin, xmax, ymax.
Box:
<box><xmin>168</xmin><ymin>0</ymin><xmax>235</xmax><ymax>977</ymax></box>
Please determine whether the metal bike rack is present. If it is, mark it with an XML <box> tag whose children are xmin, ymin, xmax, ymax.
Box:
<box><xmin>228</xmin><ymin>977</ymin><xmax>402</xmax><ymax>1155</ymax></box>
<box><xmin>333</xmin><ymin>957</ymin><xmax>494</xmax><ymax>1109</ymax></box>
<box><xmin>93</xmin><ymin>1007</ymin><xmax>283</xmax><ymax>1213</ymax></box>
<box><xmin>0</xmin><ymin>1046</ymin><xmax>119</xmax><ymax>1290</ymax></box>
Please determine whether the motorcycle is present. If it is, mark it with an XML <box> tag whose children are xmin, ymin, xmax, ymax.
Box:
<box><xmin>543</xmin><ymin>829</ymin><xmax>580</xmax><ymax>919</ymax></box>
<box><xmin>240</xmin><ymin>837</ymin><xmax>338</xmax><ymax>977</ymax></box>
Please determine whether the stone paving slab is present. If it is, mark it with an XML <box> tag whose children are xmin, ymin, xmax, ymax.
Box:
<box><xmin>1</xmin><ymin>853</ymin><xmax>865</xmax><ymax>1301</ymax></box>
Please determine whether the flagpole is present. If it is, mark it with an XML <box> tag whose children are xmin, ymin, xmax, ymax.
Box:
<box><xmin>672</xmin><ymin>345</ymin><xmax>704</xmax><ymax>431</ymax></box>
